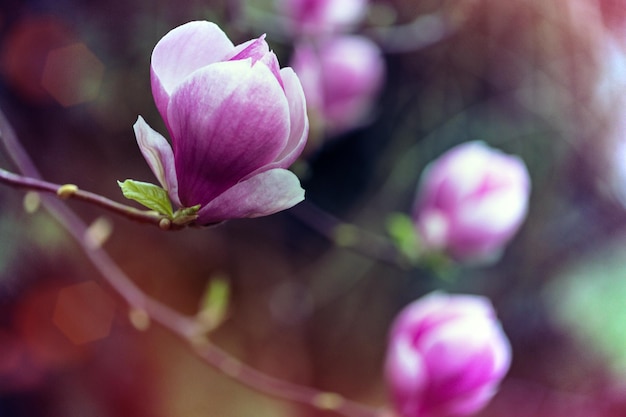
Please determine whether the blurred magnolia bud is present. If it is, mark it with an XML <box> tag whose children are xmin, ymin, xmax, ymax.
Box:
<box><xmin>413</xmin><ymin>141</ymin><xmax>530</xmax><ymax>263</ymax></box>
<box><xmin>278</xmin><ymin>0</ymin><xmax>369</xmax><ymax>37</ymax></box>
<box><xmin>290</xmin><ymin>35</ymin><xmax>385</xmax><ymax>141</ymax></box>
<box><xmin>385</xmin><ymin>292</ymin><xmax>511</xmax><ymax>417</ymax></box>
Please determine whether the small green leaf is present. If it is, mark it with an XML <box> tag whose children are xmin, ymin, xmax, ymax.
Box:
<box><xmin>386</xmin><ymin>212</ymin><xmax>458</xmax><ymax>277</ymax></box>
<box><xmin>117</xmin><ymin>179</ymin><xmax>173</xmax><ymax>217</ymax></box>
<box><xmin>386</xmin><ymin>212</ymin><xmax>421</xmax><ymax>263</ymax></box>
<box><xmin>197</xmin><ymin>273</ymin><xmax>230</xmax><ymax>332</ymax></box>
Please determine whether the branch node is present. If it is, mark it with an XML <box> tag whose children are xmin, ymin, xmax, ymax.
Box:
<box><xmin>159</xmin><ymin>217</ymin><xmax>172</xmax><ymax>230</ymax></box>
<box><xmin>57</xmin><ymin>183</ymin><xmax>79</xmax><ymax>199</ymax></box>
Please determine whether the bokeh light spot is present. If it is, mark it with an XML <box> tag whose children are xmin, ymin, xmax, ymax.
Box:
<box><xmin>41</xmin><ymin>42</ymin><xmax>104</xmax><ymax>107</ymax></box>
<box><xmin>0</xmin><ymin>16</ymin><xmax>75</xmax><ymax>103</ymax></box>
<box><xmin>16</xmin><ymin>284</ymin><xmax>86</xmax><ymax>369</ymax></box>
<box><xmin>23</xmin><ymin>191</ymin><xmax>41</xmax><ymax>214</ymax></box>
<box><xmin>129</xmin><ymin>308</ymin><xmax>151</xmax><ymax>331</ymax></box>
<box><xmin>85</xmin><ymin>216</ymin><xmax>113</xmax><ymax>249</ymax></box>
<box><xmin>52</xmin><ymin>281</ymin><xmax>116</xmax><ymax>345</ymax></box>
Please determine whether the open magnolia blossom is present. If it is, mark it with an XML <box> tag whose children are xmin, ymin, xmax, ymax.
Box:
<box><xmin>385</xmin><ymin>292</ymin><xmax>511</xmax><ymax>417</ymax></box>
<box><xmin>130</xmin><ymin>21</ymin><xmax>308</xmax><ymax>225</ymax></box>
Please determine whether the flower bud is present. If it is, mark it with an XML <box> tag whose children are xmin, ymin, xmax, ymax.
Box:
<box><xmin>278</xmin><ymin>0</ymin><xmax>369</xmax><ymax>37</ymax></box>
<box><xmin>385</xmin><ymin>292</ymin><xmax>511</xmax><ymax>417</ymax></box>
<box><xmin>413</xmin><ymin>141</ymin><xmax>530</xmax><ymax>263</ymax></box>
<box><xmin>290</xmin><ymin>35</ymin><xmax>385</xmax><ymax>137</ymax></box>
<box><xmin>134</xmin><ymin>21</ymin><xmax>309</xmax><ymax>225</ymax></box>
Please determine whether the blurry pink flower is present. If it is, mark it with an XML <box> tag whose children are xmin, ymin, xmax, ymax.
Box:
<box><xmin>413</xmin><ymin>141</ymin><xmax>530</xmax><ymax>263</ymax></box>
<box><xmin>290</xmin><ymin>35</ymin><xmax>385</xmax><ymax>135</ymax></box>
<box><xmin>385</xmin><ymin>292</ymin><xmax>511</xmax><ymax>417</ymax></box>
<box><xmin>279</xmin><ymin>0</ymin><xmax>369</xmax><ymax>36</ymax></box>
<box><xmin>134</xmin><ymin>21</ymin><xmax>308</xmax><ymax>225</ymax></box>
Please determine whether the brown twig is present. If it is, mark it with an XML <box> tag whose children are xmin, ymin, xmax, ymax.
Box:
<box><xmin>0</xmin><ymin>167</ymin><xmax>174</xmax><ymax>228</ymax></box>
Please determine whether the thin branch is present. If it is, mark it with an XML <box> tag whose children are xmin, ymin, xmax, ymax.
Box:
<box><xmin>0</xmin><ymin>167</ymin><xmax>173</xmax><ymax>228</ymax></box>
<box><xmin>290</xmin><ymin>200</ymin><xmax>412</xmax><ymax>270</ymax></box>
<box><xmin>0</xmin><ymin>108</ymin><xmax>384</xmax><ymax>417</ymax></box>
<box><xmin>364</xmin><ymin>11</ymin><xmax>453</xmax><ymax>54</ymax></box>
<box><xmin>192</xmin><ymin>339</ymin><xmax>384</xmax><ymax>417</ymax></box>
<box><xmin>0</xmin><ymin>148</ymin><xmax>413</xmax><ymax>270</ymax></box>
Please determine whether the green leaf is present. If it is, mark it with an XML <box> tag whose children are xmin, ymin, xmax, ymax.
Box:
<box><xmin>385</xmin><ymin>212</ymin><xmax>421</xmax><ymax>262</ymax></box>
<box><xmin>117</xmin><ymin>179</ymin><xmax>173</xmax><ymax>217</ymax></box>
<box><xmin>197</xmin><ymin>273</ymin><xmax>230</xmax><ymax>332</ymax></box>
<box><xmin>385</xmin><ymin>212</ymin><xmax>457</xmax><ymax>277</ymax></box>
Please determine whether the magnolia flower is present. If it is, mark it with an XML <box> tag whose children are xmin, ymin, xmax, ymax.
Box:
<box><xmin>413</xmin><ymin>141</ymin><xmax>530</xmax><ymax>263</ymax></box>
<box><xmin>133</xmin><ymin>21</ymin><xmax>308</xmax><ymax>225</ymax></box>
<box><xmin>290</xmin><ymin>35</ymin><xmax>385</xmax><ymax>137</ymax></box>
<box><xmin>385</xmin><ymin>292</ymin><xmax>511</xmax><ymax>417</ymax></box>
<box><xmin>278</xmin><ymin>0</ymin><xmax>369</xmax><ymax>36</ymax></box>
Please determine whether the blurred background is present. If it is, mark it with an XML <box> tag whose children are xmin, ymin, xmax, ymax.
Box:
<box><xmin>3</xmin><ymin>0</ymin><xmax>626</xmax><ymax>416</ymax></box>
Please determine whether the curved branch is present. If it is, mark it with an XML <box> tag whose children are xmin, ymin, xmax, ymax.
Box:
<box><xmin>0</xmin><ymin>108</ymin><xmax>385</xmax><ymax>417</ymax></box>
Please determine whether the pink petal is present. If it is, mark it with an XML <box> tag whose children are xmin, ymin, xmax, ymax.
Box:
<box><xmin>195</xmin><ymin>168</ymin><xmax>305</xmax><ymax>224</ymax></box>
<box><xmin>227</xmin><ymin>35</ymin><xmax>269</xmax><ymax>62</ymax></box>
<box><xmin>167</xmin><ymin>59</ymin><xmax>290</xmax><ymax>207</ymax></box>
<box><xmin>256</xmin><ymin>67</ymin><xmax>308</xmax><ymax>172</ymax></box>
<box><xmin>260</xmin><ymin>52</ymin><xmax>284</xmax><ymax>90</ymax></box>
<box><xmin>385</xmin><ymin>337</ymin><xmax>427</xmax><ymax>417</ymax></box>
<box><xmin>227</xmin><ymin>37</ymin><xmax>283</xmax><ymax>88</ymax></box>
<box><xmin>421</xmin><ymin>323</ymin><xmax>491</xmax><ymax>385</ymax></box>
<box><xmin>133</xmin><ymin>116</ymin><xmax>181</xmax><ymax>207</ymax></box>
<box><xmin>442</xmin><ymin>384</ymin><xmax>497</xmax><ymax>417</ymax></box>
<box><xmin>455</xmin><ymin>187</ymin><xmax>528</xmax><ymax>239</ymax></box>
<box><xmin>150</xmin><ymin>21</ymin><xmax>235</xmax><ymax>120</ymax></box>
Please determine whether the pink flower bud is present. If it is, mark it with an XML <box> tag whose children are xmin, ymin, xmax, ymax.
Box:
<box><xmin>385</xmin><ymin>292</ymin><xmax>511</xmax><ymax>417</ymax></box>
<box><xmin>134</xmin><ymin>21</ymin><xmax>309</xmax><ymax>225</ymax></box>
<box><xmin>290</xmin><ymin>35</ymin><xmax>385</xmax><ymax>135</ymax></box>
<box><xmin>413</xmin><ymin>142</ymin><xmax>530</xmax><ymax>263</ymax></box>
<box><xmin>278</xmin><ymin>0</ymin><xmax>369</xmax><ymax>37</ymax></box>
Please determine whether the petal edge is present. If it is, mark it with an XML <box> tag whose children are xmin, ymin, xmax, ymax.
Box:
<box><xmin>196</xmin><ymin>169</ymin><xmax>304</xmax><ymax>224</ymax></box>
<box><xmin>133</xmin><ymin>116</ymin><xmax>181</xmax><ymax>207</ymax></box>
<box><xmin>151</xmin><ymin>21</ymin><xmax>235</xmax><ymax>119</ymax></box>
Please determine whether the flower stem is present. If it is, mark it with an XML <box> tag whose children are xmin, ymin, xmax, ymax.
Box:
<box><xmin>290</xmin><ymin>200</ymin><xmax>412</xmax><ymax>270</ymax></box>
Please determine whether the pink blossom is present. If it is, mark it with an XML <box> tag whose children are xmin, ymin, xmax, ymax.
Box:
<box><xmin>385</xmin><ymin>292</ymin><xmax>511</xmax><ymax>417</ymax></box>
<box><xmin>290</xmin><ymin>35</ymin><xmax>385</xmax><ymax>135</ymax></box>
<box><xmin>278</xmin><ymin>0</ymin><xmax>369</xmax><ymax>36</ymax></box>
<box><xmin>413</xmin><ymin>142</ymin><xmax>530</xmax><ymax>263</ymax></box>
<box><xmin>134</xmin><ymin>21</ymin><xmax>308</xmax><ymax>225</ymax></box>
